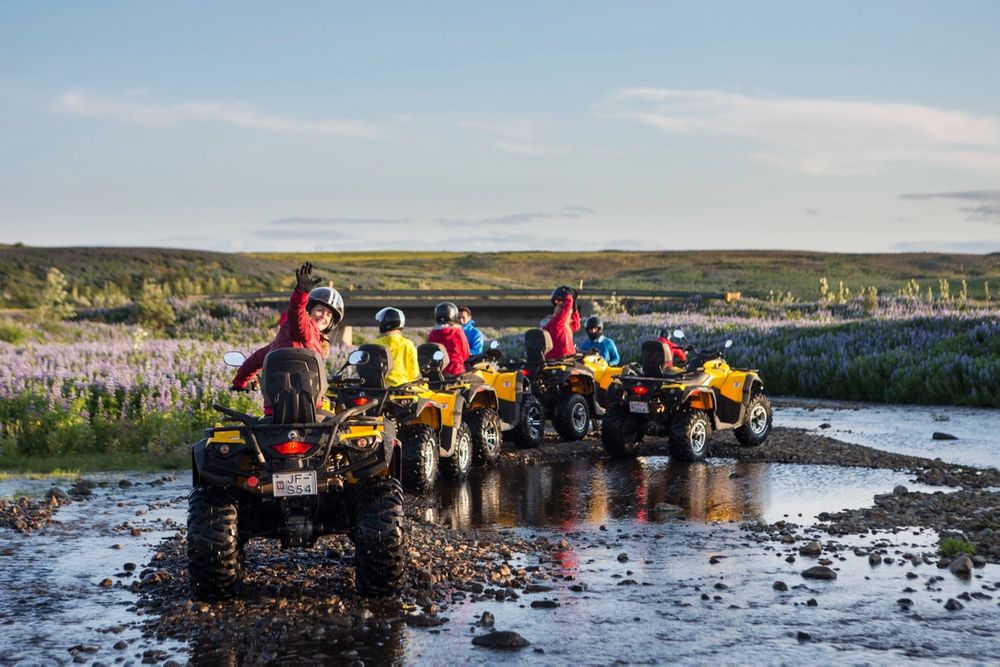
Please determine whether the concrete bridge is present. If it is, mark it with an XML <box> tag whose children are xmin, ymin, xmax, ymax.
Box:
<box><xmin>226</xmin><ymin>289</ymin><xmax>739</xmax><ymax>328</ymax></box>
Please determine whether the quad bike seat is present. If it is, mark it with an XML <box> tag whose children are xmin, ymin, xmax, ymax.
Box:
<box><xmin>640</xmin><ymin>339</ymin><xmax>684</xmax><ymax>379</ymax></box>
<box><xmin>417</xmin><ymin>342</ymin><xmax>450</xmax><ymax>383</ymax></box>
<box><xmin>524</xmin><ymin>328</ymin><xmax>553</xmax><ymax>367</ymax></box>
<box><xmin>262</xmin><ymin>347</ymin><xmax>328</xmax><ymax>424</ymax></box>
<box><xmin>355</xmin><ymin>343</ymin><xmax>394</xmax><ymax>389</ymax></box>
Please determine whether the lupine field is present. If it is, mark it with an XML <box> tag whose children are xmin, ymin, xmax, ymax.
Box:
<box><xmin>1</xmin><ymin>296</ymin><xmax>998</xmax><ymax>466</ymax></box>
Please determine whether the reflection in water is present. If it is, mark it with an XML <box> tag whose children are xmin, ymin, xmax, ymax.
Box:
<box><xmin>434</xmin><ymin>458</ymin><xmax>768</xmax><ymax>531</ymax></box>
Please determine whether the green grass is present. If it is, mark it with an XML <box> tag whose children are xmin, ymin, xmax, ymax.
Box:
<box><xmin>4</xmin><ymin>245</ymin><xmax>999</xmax><ymax>306</ymax></box>
<box><xmin>0</xmin><ymin>450</ymin><xmax>189</xmax><ymax>475</ymax></box>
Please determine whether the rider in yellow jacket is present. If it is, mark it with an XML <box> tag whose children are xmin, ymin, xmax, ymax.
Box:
<box><xmin>373</xmin><ymin>307</ymin><xmax>420</xmax><ymax>386</ymax></box>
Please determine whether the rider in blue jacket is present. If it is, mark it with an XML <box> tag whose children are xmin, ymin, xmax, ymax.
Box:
<box><xmin>578</xmin><ymin>315</ymin><xmax>620</xmax><ymax>365</ymax></box>
<box><xmin>458</xmin><ymin>305</ymin><xmax>484</xmax><ymax>356</ymax></box>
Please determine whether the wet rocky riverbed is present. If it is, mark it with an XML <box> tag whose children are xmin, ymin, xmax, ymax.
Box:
<box><xmin>1</xmin><ymin>400</ymin><xmax>998</xmax><ymax>664</ymax></box>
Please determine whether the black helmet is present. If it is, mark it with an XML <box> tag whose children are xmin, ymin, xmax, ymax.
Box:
<box><xmin>306</xmin><ymin>286</ymin><xmax>344</xmax><ymax>333</ymax></box>
<box><xmin>375</xmin><ymin>306</ymin><xmax>405</xmax><ymax>333</ymax></box>
<box><xmin>585</xmin><ymin>315</ymin><xmax>603</xmax><ymax>341</ymax></box>
<box><xmin>434</xmin><ymin>301</ymin><xmax>459</xmax><ymax>325</ymax></box>
<box><xmin>550</xmin><ymin>285</ymin><xmax>575</xmax><ymax>305</ymax></box>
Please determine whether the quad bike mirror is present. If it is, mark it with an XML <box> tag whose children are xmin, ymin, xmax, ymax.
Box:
<box><xmin>724</xmin><ymin>339</ymin><xmax>733</xmax><ymax>349</ymax></box>
<box><xmin>673</xmin><ymin>329</ymin><xmax>685</xmax><ymax>340</ymax></box>
<box><xmin>348</xmin><ymin>350</ymin><xmax>370</xmax><ymax>366</ymax></box>
<box><xmin>223</xmin><ymin>351</ymin><xmax>247</xmax><ymax>367</ymax></box>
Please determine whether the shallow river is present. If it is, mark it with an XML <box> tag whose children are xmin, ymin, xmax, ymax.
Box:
<box><xmin>1</xmin><ymin>401</ymin><xmax>998</xmax><ymax>664</ymax></box>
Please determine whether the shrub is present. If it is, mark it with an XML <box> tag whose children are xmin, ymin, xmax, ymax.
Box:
<box><xmin>939</xmin><ymin>537</ymin><xmax>975</xmax><ymax>557</ymax></box>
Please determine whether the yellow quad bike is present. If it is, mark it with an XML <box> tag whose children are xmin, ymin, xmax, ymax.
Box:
<box><xmin>521</xmin><ymin>328</ymin><xmax>635</xmax><ymax>442</ymax></box>
<box><xmin>464</xmin><ymin>340</ymin><xmax>545</xmax><ymax>450</ymax></box>
<box><xmin>331</xmin><ymin>343</ymin><xmax>472</xmax><ymax>494</ymax></box>
<box><xmin>601</xmin><ymin>332</ymin><xmax>773</xmax><ymax>462</ymax></box>
<box><xmin>189</xmin><ymin>348</ymin><xmax>403</xmax><ymax>600</ymax></box>
<box><xmin>416</xmin><ymin>342</ymin><xmax>513</xmax><ymax>466</ymax></box>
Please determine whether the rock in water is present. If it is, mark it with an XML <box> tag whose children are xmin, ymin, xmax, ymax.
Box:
<box><xmin>948</xmin><ymin>554</ymin><xmax>973</xmax><ymax>579</ymax></box>
<box><xmin>932</xmin><ymin>432</ymin><xmax>958</xmax><ymax>440</ymax></box>
<box><xmin>868</xmin><ymin>553</ymin><xmax>882</xmax><ymax>566</ymax></box>
<box><xmin>801</xmin><ymin>566</ymin><xmax>837</xmax><ymax>580</ymax></box>
<box><xmin>472</xmin><ymin>631</ymin><xmax>531</xmax><ymax>649</ymax></box>
<box><xmin>799</xmin><ymin>541</ymin><xmax>822</xmax><ymax>557</ymax></box>
<box><xmin>773</xmin><ymin>581</ymin><xmax>788</xmax><ymax>592</ymax></box>
<box><xmin>892</xmin><ymin>485</ymin><xmax>908</xmax><ymax>496</ymax></box>
<box><xmin>944</xmin><ymin>598</ymin><xmax>964</xmax><ymax>611</ymax></box>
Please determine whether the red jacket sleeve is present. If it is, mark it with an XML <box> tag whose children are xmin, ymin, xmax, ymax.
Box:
<box><xmin>286</xmin><ymin>289</ymin><xmax>319</xmax><ymax>348</ymax></box>
<box><xmin>233</xmin><ymin>343</ymin><xmax>270</xmax><ymax>388</ymax></box>
<box><xmin>550</xmin><ymin>295</ymin><xmax>574</xmax><ymax>330</ymax></box>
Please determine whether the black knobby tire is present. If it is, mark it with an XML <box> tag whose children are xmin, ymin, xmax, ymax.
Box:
<box><xmin>601</xmin><ymin>405</ymin><xmax>645</xmax><ymax>458</ymax></box>
<box><xmin>399</xmin><ymin>424</ymin><xmax>439</xmax><ymax>493</ymax></box>
<box><xmin>553</xmin><ymin>393</ymin><xmax>591</xmax><ymax>442</ymax></box>
<box><xmin>187</xmin><ymin>486</ymin><xmax>241</xmax><ymax>600</ymax></box>
<box><xmin>441</xmin><ymin>422</ymin><xmax>473</xmax><ymax>481</ymax></box>
<box><xmin>511</xmin><ymin>393</ymin><xmax>544</xmax><ymax>449</ymax></box>
<box><xmin>734</xmin><ymin>390</ymin><xmax>773</xmax><ymax>447</ymax></box>
<box><xmin>668</xmin><ymin>408</ymin><xmax>712</xmax><ymax>462</ymax></box>
<box><xmin>467</xmin><ymin>407</ymin><xmax>503</xmax><ymax>466</ymax></box>
<box><xmin>352</xmin><ymin>475</ymin><xmax>405</xmax><ymax>596</ymax></box>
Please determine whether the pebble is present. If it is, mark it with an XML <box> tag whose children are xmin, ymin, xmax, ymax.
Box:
<box><xmin>773</xmin><ymin>581</ymin><xmax>788</xmax><ymax>592</ymax></box>
<box><xmin>944</xmin><ymin>598</ymin><xmax>964</xmax><ymax>611</ymax></box>
<box><xmin>801</xmin><ymin>566</ymin><xmax>837</xmax><ymax>581</ymax></box>
<box><xmin>472</xmin><ymin>631</ymin><xmax>530</xmax><ymax>649</ymax></box>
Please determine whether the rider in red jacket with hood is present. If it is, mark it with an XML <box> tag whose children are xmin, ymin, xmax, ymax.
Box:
<box><xmin>428</xmin><ymin>301</ymin><xmax>470</xmax><ymax>376</ymax></box>
<box><xmin>232</xmin><ymin>263</ymin><xmax>344</xmax><ymax>412</ymax></box>
<box><xmin>543</xmin><ymin>286</ymin><xmax>581</xmax><ymax>359</ymax></box>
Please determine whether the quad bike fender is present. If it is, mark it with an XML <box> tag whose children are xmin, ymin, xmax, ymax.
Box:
<box><xmin>191</xmin><ymin>433</ymin><xmax>245</xmax><ymax>487</ymax></box>
<box><xmin>465</xmin><ymin>384</ymin><xmax>500</xmax><ymax>411</ymax></box>
<box><xmin>438</xmin><ymin>394</ymin><xmax>465</xmax><ymax>456</ymax></box>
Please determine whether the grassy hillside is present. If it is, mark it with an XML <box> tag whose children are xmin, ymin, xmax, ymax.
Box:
<box><xmin>2</xmin><ymin>245</ymin><xmax>998</xmax><ymax>308</ymax></box>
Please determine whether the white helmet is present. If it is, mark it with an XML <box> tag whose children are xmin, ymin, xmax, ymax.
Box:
<box><xmin>375</xmin><ymin>306</ymin><xmax>405</xmax><ymax>333</ymax></box>
<box><xmin>306</xmin><ymin>286</ymin><xmax>344</xmax><ymax>333</ymax></box>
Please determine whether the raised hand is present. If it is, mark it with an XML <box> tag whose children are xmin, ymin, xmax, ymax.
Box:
<box><xmin>295</xmin><ymin>262</ymin><xmax>320</xmax><ymax>292</ymax></box>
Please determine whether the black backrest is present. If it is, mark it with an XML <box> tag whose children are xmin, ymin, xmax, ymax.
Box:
<box><xmin>262</xmin><ymin>347</ymin><xmax>328</xmax><ymax>424</ymax></box>
<box><xmin>356</xmin><ymin>343</ymin><xmax>393</xmax><ymax>390</ymax></box>
<box><xmin>640</xmin><ymin>339</ymin><xmax>672</xmax><ymax>378</ymax></box>
<box><xmin>417</xmin><ymin>342</ymin><xmax>449</xmax><ymax>383</ymax></box>
<box><xmin>524</xmin><ymin>328</ymin><xmax>553</xmax><ymax>365</ymax></box>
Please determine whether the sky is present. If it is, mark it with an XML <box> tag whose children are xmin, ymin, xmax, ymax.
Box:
<box><xmin>1</xmin><ymin>1</ymin><xmax>999</xmax><ymax>253</ymax></box>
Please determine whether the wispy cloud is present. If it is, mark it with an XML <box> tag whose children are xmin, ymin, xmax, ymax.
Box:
<box><xmin>437</xmin><ymin>205</ymin><xmax>595</xmax><ymax>227</ymax></box>
<box><xmin>600</xmin><ymin>88</ymin><xmax>1000</xmax><ymax>175</ymax></box>
<box><xmin>901</xmin><ymin>190</ymin><xmax>1000</xmax><ymax>224</ymax></box>
<box><xmin>54</xmin><ymin>88</ymin><xmax>384</xmax><ymax>138</ymax></box>
<box><xmin>270</xmin><ymin>216</ymin><xmax>412</xmax><ymax>226</ymax></box>
<box><xmin>458</xmin><ymin>118</ymin><xmax>567</xmax><ymax>157</ymax></box>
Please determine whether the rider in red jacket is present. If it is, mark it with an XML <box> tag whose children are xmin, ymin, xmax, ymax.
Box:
<box><xmin>658</xmin><ymin>328</ymin><xmax>688</xmax><ymax>366</ymax></box>
<box><xmin>427</xmin><ymin>301</ymin><xmax>470</xmax><ymax>376</ymax></box>
<box><xmin>232</xmin><ymin>263</ymin><xmax>344</xmax><ymax>411</ymax></box>
<box><xmin>543</xmin><ymin>286</ymin><xmax>581</xmax><ymax>359</ymax></box>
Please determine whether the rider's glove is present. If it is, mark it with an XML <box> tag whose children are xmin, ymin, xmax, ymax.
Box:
<box><xmin>295</xmin><ymin>262</ymin><xmax>320</xmax><ymax>293</ymax></box>
<box><xmin>230</xmin><ymin>385</ymin><xmax>249</xmax><ymax>393</ymax></box>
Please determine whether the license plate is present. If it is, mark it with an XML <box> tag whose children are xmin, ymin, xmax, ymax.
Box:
<box><xmin>273</xmin><ymin>471</ymin><xmax>318</xmax><ymax>497</ymax></box>
<box><xmin>629</xmin><ymin>401</ymin><xmax>649</xmax><ymax>414</ymax></box>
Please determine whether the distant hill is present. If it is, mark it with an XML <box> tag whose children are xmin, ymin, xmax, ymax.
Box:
<box><xmin>2</xmin><ymin>245</ymin><xmax>998</xmax><ymax>308</ymax></box>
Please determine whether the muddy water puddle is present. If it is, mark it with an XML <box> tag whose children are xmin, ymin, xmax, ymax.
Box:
<box><xmin>416</xmin><ymin>459</ymin><xmax>999</xmax><ymax>663</ymax></box>
<box><xmin>1</xmin><ymin>447</ymin><xmax>998</xmax><ymax>663</ymax></box>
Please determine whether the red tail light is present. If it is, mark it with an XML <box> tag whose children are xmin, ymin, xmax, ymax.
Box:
<box><xmin>521</xmin><ymin>369</ymin><xmax>531</xmax><ymax>376</ymax></box>
<box><xmin>273</xmin><ymin>441</ymin><xmax>313</xmax><ymax>456</ymax></box>
<box><xmin>630</xmin><ymin>385</ymin><xmax>649</xmax><ymax>396</ymax></box>
<box><xmin>352</xmin><ymin>396</ymin><xmax>371</xmax><ymax>406</ymax></box>
<box><xmin>246</xmin><ymin>475</ymin><xmax>259</xmax><ymax>488</ymax></box>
